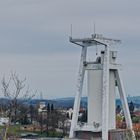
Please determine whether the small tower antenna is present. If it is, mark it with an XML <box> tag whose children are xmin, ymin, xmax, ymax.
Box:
<box><xmin>94</xmin><ymin>23</ymin><xmax>96</xmax><ymax>35</ymax></box>
<box><xmin>94</xmin><ymin>23</ymin><xmax>98</xmax><ymax>55</ymax></box>
<box><xmin>70</xmin><ymin>24</ymin><xmax>73</xmax><ymax>37</ymax></box>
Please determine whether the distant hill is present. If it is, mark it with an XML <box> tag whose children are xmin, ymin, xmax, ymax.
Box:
<box><xmin>52</xmin><ymin>96</ymin><xmax>140</xmax><ymax>108</ymax></box>
<box><xmin>0</xmin><ymin>96</ymin><xmax>140</xmax><ymax>109</ymax></box>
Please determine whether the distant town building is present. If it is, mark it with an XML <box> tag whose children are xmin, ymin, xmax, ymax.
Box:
<box><xmin>38</xmin><ymin>102</ymin><xmax>47</xmax><ymax>113</ymax></box>
<box><xmin>0</xmin><ymin>117</ymin><xmax>9</xmax><ymax>125</ymax></box>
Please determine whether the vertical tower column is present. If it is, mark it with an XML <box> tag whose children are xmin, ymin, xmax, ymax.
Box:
<box><xmin>102</xmin><ymin>45</ymin><xmax>110</xmax><ymax>140</ymax></box>
<box><xmin>69</xmin><ymin>46</ymin><xmax>87</xmax><ymax>138</ymax></box>
<box><xmin>108</xmin><ymin>70</ymin><xmax>116</xmax><ymax>129</ymax></box>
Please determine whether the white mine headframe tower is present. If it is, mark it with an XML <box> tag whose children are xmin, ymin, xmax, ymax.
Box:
<box><xmin>69</xmin><ymin>34</ymin><xmax>136</xmax><ymax>140</ymax></box>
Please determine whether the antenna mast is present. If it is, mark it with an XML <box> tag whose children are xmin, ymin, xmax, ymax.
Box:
<box><xmin>70</xmin><ymin>24</ymin><xmax>73</xmax><ymax>37</ymax></box>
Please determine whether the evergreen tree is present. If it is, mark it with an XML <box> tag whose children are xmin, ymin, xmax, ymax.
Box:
<box><xmin>47</xmin><ymin>103</ymin><xmax>50</xmax><ymax>113</ymax></box>
<box><xmin>51</xmin><ymin>104</ymin><xmax>54</xmax><ymax>111</ymax></box>
<box><xmin>129</xmin><ymin>101</ymin><xmax>134</xmax><ymax>113</ymax></box>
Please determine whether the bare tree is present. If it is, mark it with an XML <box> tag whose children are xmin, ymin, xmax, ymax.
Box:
<box><xmin>1</xmin><ymin>72</ymin><xmax>34</xmax><ymax>123</ymax></box>
<box><xmin>0</xmin><ymin>72</ymin><xmax>35</xmax><ymax>139</ymax></box>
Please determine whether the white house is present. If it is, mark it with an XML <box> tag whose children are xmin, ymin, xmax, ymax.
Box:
<box><xmin>0</xmin><ymin>117</ymin><xmax>9</xmax><ymax>125</ymax></box>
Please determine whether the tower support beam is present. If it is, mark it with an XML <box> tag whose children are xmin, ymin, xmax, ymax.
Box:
<box><xmin>115</xmin><ymin>70</ymin><xmax>136</xmax><ymax>140</ymax></box>
<box><xmin>102</xmin><ymin>46</ymin><xmax>110</xmax><ymax>140</ymax></box>
<box><xmin>69</xmin><ymin>46</ymin><xmax>87</xmax><ymax>138</ymax></box>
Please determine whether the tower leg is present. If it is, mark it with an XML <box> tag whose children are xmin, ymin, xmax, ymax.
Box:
<box><xmin>115</xmin><ymin>70</ymin><xmax>136</xmax><ymax>140</ymax></box>
<box><xmin>69</xmin><ymin>46</ymin><xmax>87</xmax><ymax>138</ymax></box>
<box><xmin>102</xmin><ymin>46</ymin><xmax>110</xmax><ymax>140</ymax></box>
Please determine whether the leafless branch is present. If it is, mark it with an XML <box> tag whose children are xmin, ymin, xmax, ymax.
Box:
<box><xmin>1</xmin><ymin>72</ymin><xmax>34</xmax><ymax>124</ymax></box>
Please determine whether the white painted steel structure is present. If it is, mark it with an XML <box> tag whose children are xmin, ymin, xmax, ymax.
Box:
<box><xmin>69</xmin><ymin>34</ymin><xmax>136</xmax><ymax>140</ymax></box>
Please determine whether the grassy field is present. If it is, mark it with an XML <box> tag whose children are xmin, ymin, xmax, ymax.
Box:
<box><xmin>1</xmin><ymin>125</ymin><xmax>139</xmax><ymax>139</ymax></box>
<box><xmin>0</xmin><ymin>124</ymin><xmax>65</xmax><ymax>139</ymax></box>
<box><xmin>0</xmin><ymin>125</ymin><xmax>21</xmax><ymax>137</ymax></box>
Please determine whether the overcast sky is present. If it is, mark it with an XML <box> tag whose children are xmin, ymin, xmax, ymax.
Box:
<box><xmin>0</xmin><ymin>0</ymin><xmax>140</xmax><ymax>99</ymax></box>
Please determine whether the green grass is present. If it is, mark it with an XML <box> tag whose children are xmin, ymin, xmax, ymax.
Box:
<box><xmin>0</xmin><ymin>125</ymin><xmax>65</xmax><ymax>138</ymax></box>
<box><xmin>0</xmin><ymin>124</ymin><xmax>21</xmax><ymax>137</ymax></box>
